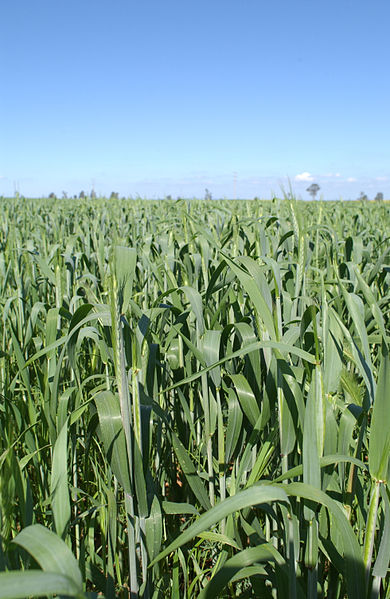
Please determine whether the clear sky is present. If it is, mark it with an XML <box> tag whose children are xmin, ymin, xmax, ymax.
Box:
<box><xmin>1</xmin><ymin>0</ymin><xmax>389</xmax><ymax>200</ymax></box>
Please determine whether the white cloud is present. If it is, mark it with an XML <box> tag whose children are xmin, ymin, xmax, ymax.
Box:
<box><xmin>322</xmin><ymin>172</ymin><xmax>342</xmax><ymax>179</ymax></box>
<box><xmin>295</xmin><ymin>172</ymin><xmax>314</xmax><ymax>182</ymax></box>
<box><xmin>376</xmin><ymin>176</ymin><xmax>388</xmax><ymax>181</ymax></box>
<box><xmin>346</xmin><ymin>177</ymin><xmax>357</xmax><ymax>182</ymax></box>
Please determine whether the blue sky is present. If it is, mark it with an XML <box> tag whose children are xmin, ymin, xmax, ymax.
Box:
<box><xmin>1</xmin><ymin>0</ymin><xmax>389</xmax><ymax>199</ymax></box>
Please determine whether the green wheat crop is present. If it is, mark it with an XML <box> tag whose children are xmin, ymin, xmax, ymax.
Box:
<box><xmin>0</xmin><ymin>196</ymin><xmax>389</xmax><ymax>598</ymax></box>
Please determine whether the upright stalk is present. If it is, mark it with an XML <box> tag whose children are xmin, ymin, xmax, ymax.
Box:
<box><xmin>110</xmin><ymin>274</ymin><xmax>138</xmax><ymax>597</ymax></box>
<box><xmin>364</xmin><ymin>480</ymin><xmax>381</xmax><ymax>589</ymax></box>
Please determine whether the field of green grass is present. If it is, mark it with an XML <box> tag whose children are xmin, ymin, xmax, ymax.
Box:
<box><xmin>0</xmin><ymin>197</ymin><xmax>389</xmax><ymax>598</ymax></box>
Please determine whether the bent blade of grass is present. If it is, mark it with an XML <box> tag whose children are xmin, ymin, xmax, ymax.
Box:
<box><xmin>221</xmin><ymin>253</ymin><xmax>276</xmax><ymax>340</ymax></box>
<box><xmin>228</xmin><ymin>373</ymin><xmax>260</xmax><ymax>428</ymax></box>
<box><xmin>196</xmin><ymin>531</ymin><xmax>240</xmax><ymax>550</ymax></box>
<box><xmin>12</xmin><ymin>524</ymin><xmax>83</xmax><ymax>591</ymax></box>
<box><xmin>161</xmin><ymin>340</ymin><xmax>316</xmax><ymax>395</ymax></box>
<box><xmin>171</xmin><ymin>431</ymin><xmax>211</xmax><ymax>511</ymax></box>
<box><xmin>23</xmin><ymin>309</ymin><xmax>110</xmax><ymax>368</ymax></box>
<box><xmin>0</xmin><ymin>571</ymin><xmax>84</xmax><ymax>599</ymax></box>
<box><xmin>198</xmin><ymin>543</ymin><xmax>285</xmax><ymax>599</ymax></box>
<box><xmin>273</xmin><ymin>454</ymin><xmax>367</xmax><ymax>483</ymax></box>
<box><xmin>149</xmin><ymin>484</ymin><xmax>288</xmax><ymax>565</ymax></box>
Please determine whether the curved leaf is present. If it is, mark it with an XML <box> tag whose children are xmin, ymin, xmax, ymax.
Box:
<box><xmin>150</xmin><ymin>484</ymin><xmax>288</xmax><ymax>565</ymax></box>
<box><xmin>0</xmin><ymin>570</ymin><xmax>83</xmax><ymax>599</ymax></box>
<box><xmin>12</xmin><ymin>524</ymin><xmax>83</xmax><ymax>591</ymax></box>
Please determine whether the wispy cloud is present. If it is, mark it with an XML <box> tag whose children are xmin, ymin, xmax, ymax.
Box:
<box><xmin>376</xmin><ymin>176</ymin><xmax>388</xmax><ymax>181</ymax></box>
<box><xmin>295</xmin><ymin>172</ymin><xmax>314</xmax><ymax>182</ymax></box>
<box><xmin>346</xmin><ymin>177</ymin><xmax>357</xmax><ymax>182</ymax></box>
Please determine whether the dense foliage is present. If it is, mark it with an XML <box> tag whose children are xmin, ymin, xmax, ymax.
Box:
<box><xmin>0</xmin><ymin>197</ymin><xmax>389</xmax><ymax>598</ymax></box>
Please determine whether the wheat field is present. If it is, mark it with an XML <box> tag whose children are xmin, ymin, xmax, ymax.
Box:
<box><xmin>0</xmin><ymin>196</ymin><xmax>389</xmax><ymax>598</ymax></box>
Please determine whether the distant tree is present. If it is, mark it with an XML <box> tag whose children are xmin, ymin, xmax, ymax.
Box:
<box><xmin>90</xmin><ymin>189</ymin><xmax>97</xmax><ymax>199</ymax></box>
<box><xmin>306</xmin><ymin>183</ymin><xmax>320</xmax><ymax>200</ymax></box>
<box><xmin>374</xmin><ymin>192</ymin><xmax>384</xmax><ymax>202</ymax></box>
<box><xmin>62</xmin><ymin>191</ymin><xmax>68</xmax><ymax>199</ymax></box>
<box><xmin>79</xmin><ymin>191</ymin><xmax>86</xmax><ymax>199</ymax></box>
<box><xmin>358</xmin><ymin>192</ymin><xmax>368</xmax><ymax>202</ymax></box>
<box><xmin>48</xmin><ymin>192</ymin><xmax>56</xmax><ymax>199</ymax></box>
<box><xmin>204</xmin><ymin>188</ymin><xmax>212</xmax><ymax>200</ymax></box>
<box><xmin>110</xmin><ymin>191</ymin><xmax>119</xmax><ymax>200</ymax></box>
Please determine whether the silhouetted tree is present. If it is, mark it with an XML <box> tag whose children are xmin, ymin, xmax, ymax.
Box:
<box><xmin>90</xmin><ymin>189</ymin><xmax>97</xmax><ymax>199</ymax></box>
<box><xmin>48</xmin><ymin>192</ymin><xmax>56</xmax><ymax>199</ymax></box>
<box><xmin>306</xmin><ymin>183</ymin><xmax>320</xmax><ymax>200</ymax></box>
<box><xmin>204</xmin><ymin>188</ymin><xmax>212</xmax><ymax>200</ymax></box>
<box><xmin>79</xmin><ymin>191</ymin><xmax>86</xmax><ymax>199</ymax></box>
<box><xmin>358</xmin><ymin>192</ymin><xmax>368</xmax><ymax>202</ymax></box>
<box><xmin>375</xmin><ymin>192</ymin><xmax>384</xmax><ymax>202</ymax></box>
<box><xmin>62</xmin><ymin>191</ymin><xmax>68</xmax><ymax>199</ymax></box>
<box><xmin>110</xmin><ymin>191</ymin><xmax>119</xmax><ymax>200</ymax></box>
